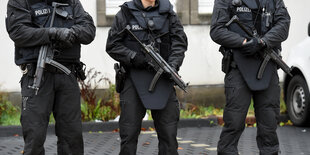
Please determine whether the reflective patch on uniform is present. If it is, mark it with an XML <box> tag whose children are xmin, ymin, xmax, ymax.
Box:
<box><xmin>34</xmin><ymin>8</ymin><xmax>51</xmax><ymax>17</ymax></box>
<box><xmin>131</xmin><ymin>24</ymin><xmax>143</xmax><ymax>31</ymax></box>
<box><xmin>22</xmin><ymin>97</ymin><xmax>28</xmax><ymax>110</ymax></box>
<box><xmin>236</xmin><ymin>7</ymin><xmax>251</xmax><ymax>13</ymax></box>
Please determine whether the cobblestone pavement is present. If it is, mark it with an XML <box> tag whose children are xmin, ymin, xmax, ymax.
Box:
<box><xmin>0</xmin><ymin>126</ymin><xmax>309</xmax><ymax>155</ymax></box>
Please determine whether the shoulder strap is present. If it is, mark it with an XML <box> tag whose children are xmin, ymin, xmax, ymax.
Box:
<box><xmin>253</xmin><ymin>0</ymin><xmax>262</xmax><ymax>35</ymax></box>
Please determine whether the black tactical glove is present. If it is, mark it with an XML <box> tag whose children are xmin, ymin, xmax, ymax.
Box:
<box><xmin>49</xmin><ymin>28</ymin><xmax>76</xmax><ymax>48</ymax></box>
<box><xmin>239</xmin><ymin>38</ymin><xmax>264</xmax><ymax>56</ymax></box>
<box><xmin>131</xmin><ymin>53</ymin><xmax>148</xmax><ymax>68</ymax></box>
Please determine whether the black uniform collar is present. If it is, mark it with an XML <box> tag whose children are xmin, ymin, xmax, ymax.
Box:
<box><xmin>45</xmin><ymin>0</ymin><xmax>70</xmax><ymax>5</ymax></box>
<box><xmin>131</xmin><ymin>0</ymin><xmax>172</xmax><ymax>13</ymax></box>
<box><xmin>134</xmin><ymin>0</ymin><xmax>159</xmax><ymax>11</ymax></box>
<box><xmin>241</xmin><ymin>0</ymin><xmax>258</xmax><ymax>9</ymax></box>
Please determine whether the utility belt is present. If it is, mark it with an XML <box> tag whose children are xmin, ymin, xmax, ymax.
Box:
<box><xmin>220</xmin><ymin>46</ymin><xmax>237</xmax><ymax>74</ymax></box>
<box><xmin>20</xmin><ymin>62</ymin><xmax>86</xmax><ymax>80</ymax></box>
<box><xmin>21</xmin><ymin>63</ymin><xmax>74</xmax><ymax>74</ymax></box>
<box><xmin>45</xmin><ymin>63</ymin><xmax>76</xmax><ymax>74</ymax></box>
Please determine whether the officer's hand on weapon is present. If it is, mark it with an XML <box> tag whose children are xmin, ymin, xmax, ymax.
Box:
<box><xmin>239</xmin><ymin>38</ymin><xmax>265</xmax><ymax>56</ymax></box>
<box><xmin>49</xmin><ymin>28</ymin><xmax>76</xmax><ymax>48</ymax></box>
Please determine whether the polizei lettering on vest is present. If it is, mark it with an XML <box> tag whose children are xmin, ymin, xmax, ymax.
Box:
<box><xmin>236</xmin><ymin>7</ymin><xmax>251</xmax><ymax>13</ymax></box>
<box><xmin>131</xmin><ymin>24</ymin><xmax>143</xmax><ymax>31</ymax></box>
<box><xmin>35</xmin><ymin>8</ymin><xmax>51</xmax><ymax>16</ymax></box>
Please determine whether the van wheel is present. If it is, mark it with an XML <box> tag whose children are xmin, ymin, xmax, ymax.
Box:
<box><xmin>286</xmin><ymin>75</ymin><xmax>310</xmax><ymax>126</ymax></box>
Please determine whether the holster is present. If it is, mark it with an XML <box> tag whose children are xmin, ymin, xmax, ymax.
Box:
<box><xmin>114</xmin><ymin>63</ymin><xmax>126</xmax><ymax>93</ymax></box>
<box><xmin>75</xmin><ymin>62</ymin><xmax>86</xmax><ymax>81</ymax></box>
<box><xmin>220</xmin><ymin>46</ymin><xmax>233</xmax><ymax>74</ymax></box>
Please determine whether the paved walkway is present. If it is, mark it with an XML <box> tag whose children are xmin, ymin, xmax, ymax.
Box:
<box><xmin>0</xmin><ymin>126</ymin><xmax>309</xmax><ymax>155</ymax></box>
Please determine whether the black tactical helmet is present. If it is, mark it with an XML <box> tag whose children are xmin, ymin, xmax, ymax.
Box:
<box><xmin>232</xmin><ymin>0</ymin><xmax>242</xmax><ymax>6</ymax></box>
<box><xmin>46</xmin><ymin>0</ymin><xmax>70</xmax><ymax>5</ymax></box>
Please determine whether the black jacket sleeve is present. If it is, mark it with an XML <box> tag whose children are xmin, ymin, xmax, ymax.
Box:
<box><xmin>6</xmin><ymin>0</ymin><xmax>51</xmax><ymax>47</ymax></box>
<box><xmin>6</xmin><ymin>0</ymin><xmax>95</xmax><ymax>47</ymax></box>
<box><xmin>210</xmin><ymin>0</ymin><xmax>245</xmax><ymax>48</ymax></box>
<box><xmin>105</xmin><ymin>9</ymin><xmax>137</xmax><ymax>66</ymax></box>
<box><xmin>261</xmin><ymin>0</ymin><xmax>290</xmax><ymax>48</ymax></box>
<box><xmin>71</xmin><ymin>0</ymin><xmax>96</xmax><ymax>45</ymax></box>
<box><xmin>167</xmin><ymin>12</ymin><xmax>188</xmax><ymax>71</ymax></box>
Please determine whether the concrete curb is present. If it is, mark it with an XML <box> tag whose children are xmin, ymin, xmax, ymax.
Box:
<box><xmin>0</xmin><ymin>115</ymin><xmax>288</xmax><ymax>137</ymax></box>
<box><xmin>0</xmin><ymin>117</ymin><xmax>218</xmax><ymax>137</ymax></box>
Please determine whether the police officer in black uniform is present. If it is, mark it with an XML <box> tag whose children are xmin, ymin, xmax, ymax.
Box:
<box><xmin>106</xmin><ymin>0</ymin><xmax>187</xmax><ymax>154</ymax></box>
<box><xmin>210</xmin><ymin>0</ymin><xmax>290</xmax><ymax>154</ymax></box>
<box><xmin>6</xmin><ymin>0</ymin><xmax>95</xmax><ymax>154</ymax></box>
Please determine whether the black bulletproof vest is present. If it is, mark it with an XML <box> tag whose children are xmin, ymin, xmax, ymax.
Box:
<box><xmin>228</xmin><ymin>0</ymin><xmax>275</xmax><ymax>38</ymax></box>
<box><xmin>228</xmin><ymin>0</ymin><xmax>258</xmax><ymax>38</ymax></box>
<box><xmin>122</xmin><ymin>1</ymin><xmax>171</xmax><ymax>62</ymax></box>
<box><xmin>226</xmin><ymin>0</ymin><xmax>278</xmax><ymax>91</ymax></box>
<box><xmin>15</xmin><ymin>0</ymin><xmax>80</xmax><ymax>65</ymax></box>
<box><xmin>121</xmin><ymin>1</ymin><xmax>175</xmax><ymax>110</ymax></box>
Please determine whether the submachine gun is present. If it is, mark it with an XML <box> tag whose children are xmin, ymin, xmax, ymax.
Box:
<box><xmin>226</xmin><ymin>15</ymin><xmax>292</xmax><ymax>79</ymax></box>
<box><xmin>28</xmin><ymin>2</ymin><xmax>72</xmax><ymax>95</ymax></box>
<box><xmin>119</xmin><ymin>25</ymin><xmax>188</xmax><ymax>92</ymax></box>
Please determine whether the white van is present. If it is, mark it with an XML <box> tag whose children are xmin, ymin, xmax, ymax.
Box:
<box><xmin>283</xmin><ymin>23</ymin><xmax>310</xmax><ymax>126</ymax></box>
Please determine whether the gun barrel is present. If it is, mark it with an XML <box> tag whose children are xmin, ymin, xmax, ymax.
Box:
<box><xmin>171</xmin><ymin>73</ymin><xmax>188</xmax><ymax>92</ymax></box>
<box><xmin>267</xmin><ymin>49</ymin><xmax>292</xmax><ymax>76</ymax></box>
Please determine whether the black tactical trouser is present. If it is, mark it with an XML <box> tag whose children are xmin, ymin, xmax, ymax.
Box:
<box><xmin>217</xmin><ymin>68</ymin><xmax>280</xmax><ymax>155</ymax></box>
<box><xmin>20</xmin><ymin>65</ymin><xmax>83</xmax><ymax>155</ymax></box>
<box><xmin>119</xmin><ymin>78</ymin><xmax>180</xmax><ymax>155</ymax></box>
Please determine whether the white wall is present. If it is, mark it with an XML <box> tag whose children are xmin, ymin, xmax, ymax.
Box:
<box><xmin>0</xmin><ymin>1</ymin><xmax>19</xmax><ymax>91</ymax></box>
<box><xmin>281</xmin><ymin>0</ymin><xmax>310</xmax><ymax>58</ymax></box>
<box><xmin>0</xmin><ymin>0</ymin><xmax>309</xmax><ymax>91</ymax></box>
